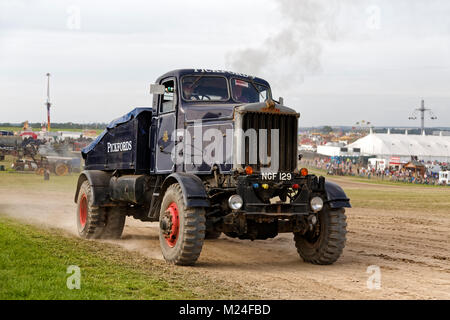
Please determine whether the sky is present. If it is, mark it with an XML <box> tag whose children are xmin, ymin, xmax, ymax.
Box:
<box><xmin>1</xmin><ymin>0</ymin><xmax>449</xmax><ymax>128</ymax></box>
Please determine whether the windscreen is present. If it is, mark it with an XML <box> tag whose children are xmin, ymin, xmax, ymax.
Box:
<box><xmin>181</xmin><ymin>76</ymin><xmax>229</xmax><ymax>101</ymax></box>
<box><xmin>231</xmin><ymin>78</ymin><xmax>270</xmax><ymax>103</ymax></box>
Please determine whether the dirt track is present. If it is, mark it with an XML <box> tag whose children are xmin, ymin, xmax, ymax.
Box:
<box><xmin>1</xmin><ymin>177</ymin><xmax>449</xmax><ymax>299</ymax></box>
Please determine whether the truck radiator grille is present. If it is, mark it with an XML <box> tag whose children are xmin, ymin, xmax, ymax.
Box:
<box><xmin>242</xmin><ymin>112</ymin><xmax>298</xmax><ymax>172</ymax></box>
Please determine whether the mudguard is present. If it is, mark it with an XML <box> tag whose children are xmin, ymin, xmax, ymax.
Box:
<box><xmin>324</xmin><ymin>181</ymin><xmax>351</xmax><ymax>209</ymax></box>
<box><xmin>74</xmin><ymin>170</ymin><xmax>112</xmax><ymax>206</ymax></box>
<box><xmin>160</xmin><ymin>173</ymin><xmax>210</xmax><ymax>208</ymax></box>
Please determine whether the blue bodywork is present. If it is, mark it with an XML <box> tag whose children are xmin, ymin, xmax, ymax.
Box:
<box><xmin>324</xmin><ymin>181</ymin><xmax>352</xmax><ymax>208</ymax></box>
<box><xmin>82</xmin><ymin>107</ymin><xmax>152</xmax><ymax>155</ymax></box>
<box><xmin>82</xmin><ymin>69</ymin><xmax>270</xmax><ymax>176</ymax></box>
<box><xmin>82</xmin><ymin>107</ymin><xmax>152</xmax><ymax>174</ymax></box>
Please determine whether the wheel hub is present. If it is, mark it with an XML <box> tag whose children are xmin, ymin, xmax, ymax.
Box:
<box><xmin>161</xmin><ymin>202</ymin><xmax>179</xmax><ymax>247</ymax></box>
<box><xmin>79</xmin><ymin>194</ymin><xmax>88</xmax><ymax>228</ymax></box>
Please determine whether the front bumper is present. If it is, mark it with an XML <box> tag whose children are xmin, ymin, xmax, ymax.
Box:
<box><xmin>235</xmin><ymin>173</ymin><xmax>326</xmax><ymax>217</ymax></box>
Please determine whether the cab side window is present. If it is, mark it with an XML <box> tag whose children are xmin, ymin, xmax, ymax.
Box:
<box><xmin>160</xmin><ymin>80</ymin><xmax>175</xmax><ymax>113</ymax></box>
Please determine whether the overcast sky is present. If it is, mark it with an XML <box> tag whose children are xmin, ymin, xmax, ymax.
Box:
<box><xmin>1</xmin><ymin>0</ymin><xmax>449</xmax><ymax>127</ymax></box>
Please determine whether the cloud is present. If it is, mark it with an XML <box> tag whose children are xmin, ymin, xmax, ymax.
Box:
<box><xmin>0</xmin><ymin>0</ymin><xmax>449</xmax><ymax>127</ymax></box>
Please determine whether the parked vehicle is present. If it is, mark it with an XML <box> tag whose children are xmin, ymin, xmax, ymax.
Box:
<box><xmin>439</xmin><ymin>171</ymin><xmax>449</xmax><ymax>185</ymax></box>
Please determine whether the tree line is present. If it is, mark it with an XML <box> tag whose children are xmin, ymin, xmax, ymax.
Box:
<box><xmin>0</xmin><ymin>122</ymin><xmax>108</xmax><ymax>130</ymax></box>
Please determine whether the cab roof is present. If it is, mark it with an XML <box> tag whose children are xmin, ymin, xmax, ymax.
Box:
<box><xmin>155</xmin><ymin>69</ymin><xmax>271</xmax><ymax>87</ymax></box>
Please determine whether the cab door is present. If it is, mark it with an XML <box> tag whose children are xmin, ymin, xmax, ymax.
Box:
<box><xmin>155</xmin><ymin>78</ymin><xmax>177</xmax><ymax>173</ymax></box>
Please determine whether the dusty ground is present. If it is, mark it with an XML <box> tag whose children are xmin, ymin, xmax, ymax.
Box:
<box><xmin>0</xmin><ymin>175</ymin><xmax>449</xmax><ymax>299</ymax></box>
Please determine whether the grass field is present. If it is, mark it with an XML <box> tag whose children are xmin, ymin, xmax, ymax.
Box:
<box><xmin>0</xmin><ymin>164</ymin><xmax>78</xmax><ymax>192</ymax></box>
<box><xmin>0</xmin><ymin>126</ymin><xmax>103</xmax><ymax>135</ymax></box>
<box><xmin>0</xmin><ymin>217</ymin><xmax>249</xmax><ymax>300</ymax></box>
<box><xmin>346</xmin><ymin>188</ymin><xmax>450</xmax><ymax>213</ymax></box>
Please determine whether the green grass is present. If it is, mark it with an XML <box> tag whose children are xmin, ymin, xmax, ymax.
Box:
<box><xmin>0</xmin><ymin>126</ymin><xmax>103</xmax><ymax>134</ymax></box>
<box><xmin>0</xmin><ymin>165</ymin><xmax>78</xmax><ymax>193</ymax></box>
<box><xmin>0</xmin><ymin>126</ymin><xmax>31</xmax><ymax>132</ymax></box>
<box><xmin>0</xmin><ymin>217</ymin><xmax>250</xmax><ymax>300</ymax></box>
<box><xmin>345</xmin><ymin>188</ymin><xmax>450</xmax><ymax>213</ymax></box>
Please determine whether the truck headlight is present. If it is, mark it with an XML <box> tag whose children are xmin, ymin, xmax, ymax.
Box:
<box><xmin>228</xmin><ymin>194</ymin><xmax>243</xmax><ymax>210</ymax></box>
<box><xmin>310</xmin><ymin>197</ymin><xmax>324</xmax><ymax>212</ymax></box>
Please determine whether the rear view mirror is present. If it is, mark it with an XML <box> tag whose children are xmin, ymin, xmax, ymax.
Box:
<box><xmin>150</xmin><ymin>84</ymin><xmax>166</xmax><ymax>95</ymax></box>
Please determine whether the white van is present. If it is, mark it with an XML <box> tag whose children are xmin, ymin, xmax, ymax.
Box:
<box><xmin>439</xmin><ymin>171</ymin><xmax>449</xmax><ymax>185</ymax></box>
<box><xmin>368</xmin><ymin>158</ymin><xmax>387</xmax><ymax>171</ymax></box>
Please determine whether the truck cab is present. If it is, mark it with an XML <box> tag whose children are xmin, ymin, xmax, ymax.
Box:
<box><xmin>75</xmin><ymin>69</ymin><xmax>351</xmax><ymax>266</ymax></box>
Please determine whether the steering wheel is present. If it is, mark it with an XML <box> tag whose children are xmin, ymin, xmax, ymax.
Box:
<box><xmin>200</xmin><ymin>95</ymin><xmax>211</xmax><ymax>101</ymax></box>
<box><xmin>191</xmin><ymin>94</ymin><xmax>211</xmax><ymax>101</ymax></box>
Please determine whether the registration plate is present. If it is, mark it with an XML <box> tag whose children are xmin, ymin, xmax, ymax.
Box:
<box><xmin>261</xmin><ymin>172</ymin><xmax>292</xmax><ymax>181</ymax></box>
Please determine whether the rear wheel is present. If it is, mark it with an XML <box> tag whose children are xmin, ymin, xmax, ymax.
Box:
<box><xmin>294</xmin><ymin>206</ymin><xmax>347</xmax><ymax>265</ymax></box>
<box><xmin>159</xmin><ymin>183</ymin><xmax>205</xmax><ymax>265</ymax></box>
<box><xmin>100</xmin><ymin>207</ymin><xmax>126</xmax><ymax>239</ymax></box>
<box><xmin>76</xmin><ymin>180</ymin><xmax>125</xmax><ymax>239</ymax></box>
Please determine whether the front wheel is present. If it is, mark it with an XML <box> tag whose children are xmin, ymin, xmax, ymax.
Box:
<box><xmin>159</xmin><ymin>183</ymin><xmax>205</xmax><ymax>266</ymax></box>
<box><xmin>294</xmin><ymin>207</ymin><xmax>347</xmax><ymax>265</ymax></box>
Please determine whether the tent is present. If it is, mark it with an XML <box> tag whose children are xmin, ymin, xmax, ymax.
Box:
<box><xmin>404</xmin><ymin>161</ymin><xmax>426</xmax><ymax>175</ymax></box>
<box><xmin>347</xmin><ymin>133</ymin><xmax>450</xmax><ymax>162</ymax></box>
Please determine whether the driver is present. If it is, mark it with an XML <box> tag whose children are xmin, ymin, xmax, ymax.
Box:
<box><xmin>232</xmin><ymin>82</ymin><xmax>249</xmax><ymax>103</ymax></box>
<box><xmin>183</xmin><ymin>83</ymin><xmax>195</xmax><ymax>100</ymax></box>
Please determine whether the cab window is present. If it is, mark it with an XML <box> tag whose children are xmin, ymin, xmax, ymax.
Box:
<box><xmin>160</xmin><ymin>80</ymin><xmax>175</xmax><ymax>113</ymax></box>
<box><xmin>231</xmin><ymin>78</ymin><xmax>270</xmax><ymax>103</ymax></box>
<box><xmin>181</xmin><ymin>76</ymin><xmax>229</xmax><ymax>101</ymax></box>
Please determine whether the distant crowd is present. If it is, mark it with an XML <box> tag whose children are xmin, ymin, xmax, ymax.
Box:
<box><xmin>303</xmin><ymin>158</ymin><xmax>447</xmax><ymax>186</ymax></box>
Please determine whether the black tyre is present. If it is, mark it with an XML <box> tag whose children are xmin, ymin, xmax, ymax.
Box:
<box><xmin>76</xmin><ymin>180</ymin><xmax>125</xmax><ymax>239</ymax></box>
<box><xmin>205</xmin><ymin>230</ymin><xmax>222</xmax><ymax>239</ymax></box>
<box><xmin>294</xmin><ymin>206</ymin><xmax>347</xmax><ymax>265</ymax></box>
<box><xmin>159</xmin><ymin>183</ymin><xmax>205</xmax><ymax>266</ymax></box>
<box><xmin>100</xmin><ymin>207</ymin><xmax>126</xmax><ymax>239</ymax></box>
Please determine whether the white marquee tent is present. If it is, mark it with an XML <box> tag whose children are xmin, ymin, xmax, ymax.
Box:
<box><xmin>347</xmin><ymin>132</ymin><xmax>450</xmax><ymax>163</ymax></box>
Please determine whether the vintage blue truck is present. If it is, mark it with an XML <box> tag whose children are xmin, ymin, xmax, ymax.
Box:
<box><xmin>74</xmin><ymin>69</ymin><xmax>350</xmax><ymax>266</ymax></box>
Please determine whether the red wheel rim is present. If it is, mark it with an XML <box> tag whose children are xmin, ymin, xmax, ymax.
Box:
<box><xmin>79</xmin><ymin>194</ymin><xmax>88</xmax><ymax>228</ymax></box>
<box><xmin>165</xmin><ymin>202</ymin><xmax>180</xmax><ymax>247</ymax></box>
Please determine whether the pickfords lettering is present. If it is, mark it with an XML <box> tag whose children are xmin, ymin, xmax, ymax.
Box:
<box><xmin>107</xmin><ymin>141</ymin><xmax>132</xmax><ymax>153</ymax></box>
